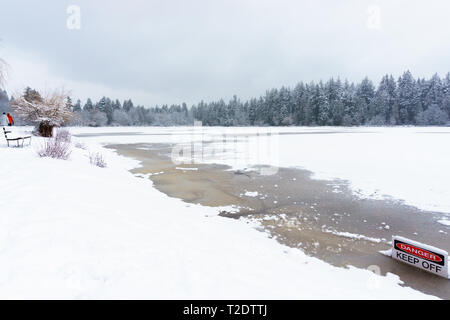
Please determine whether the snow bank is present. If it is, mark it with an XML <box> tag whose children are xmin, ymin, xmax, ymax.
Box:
<box><xmin>0</xmin><ymin>126</ymin><xmax>435</xmax><ymax>299</ymax></box>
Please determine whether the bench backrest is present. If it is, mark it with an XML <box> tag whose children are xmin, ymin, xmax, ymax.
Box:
<box><xmin>3</xmin><ymin>127</ymin><xmax>11</xmax><ymax>139</ymax></box>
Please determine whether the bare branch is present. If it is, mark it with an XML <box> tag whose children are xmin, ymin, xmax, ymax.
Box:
<box><xmin>0</xmin><ymin>39</ymin><xmax>8</xmax><ymax>89</ymax></box>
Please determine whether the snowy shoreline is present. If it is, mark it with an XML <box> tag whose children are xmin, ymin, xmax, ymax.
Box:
<box><xmin>0</xmin><ymin>126</ymin><xmax>439</xmax><ymax>299</ymax></box>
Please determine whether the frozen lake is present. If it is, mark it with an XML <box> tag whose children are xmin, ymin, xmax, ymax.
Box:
<box><xmin>72</xmin><ymin>126</ymin><xmax>450</xmax><ymax>217</ymax></box>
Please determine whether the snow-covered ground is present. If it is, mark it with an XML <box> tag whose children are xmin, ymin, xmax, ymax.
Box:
<box><xmin>0</xmin><ymin>126</ymin><xmax>437</xmax><ymax>299</ymax></box>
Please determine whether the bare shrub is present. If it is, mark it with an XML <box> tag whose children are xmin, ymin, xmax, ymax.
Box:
<box><xmin>89</xmin><ymin>152</ymin><xmax>107</xmax><ymax>168</ymax></box>
<box><xmin>37</xmin><ymin>137</ymin><xmax>72</xmax><ymax>160</ymax></box>
<box><xmin>55</xmin><ymin>129</ymin><xmax>71</xmax><ymax>143</ymax></box>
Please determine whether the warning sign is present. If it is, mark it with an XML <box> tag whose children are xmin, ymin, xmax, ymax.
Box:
<box><xmin>392</xmin><ymin>236</ymin><xmax>449</xmax><ymax>279</ymax></box>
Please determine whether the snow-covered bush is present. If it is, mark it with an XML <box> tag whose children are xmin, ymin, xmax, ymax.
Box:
<box><xmin>37</xmin><ymin>137</ymin><xmax>72</xmax><ymax>160</ymax></box>
<box><xmin>89</xmin><ymin>152</ymin><xmax>107</xmax><ymax>168</ymax></box>
<box><xmin>11</xmin><ymin>88</ymin><xmax>75</xmax><ymax>137</ymax></box>
<box><xmin>55</xmin><ymin>129</ymin><xmax>71</xmax><ymax>143</ymax></box>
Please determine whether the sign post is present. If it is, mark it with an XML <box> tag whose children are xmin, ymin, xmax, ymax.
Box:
<box><xmin>392</xmin><ymin>236</ymin><xmax>449</xmax><ymax>279</ymax></box>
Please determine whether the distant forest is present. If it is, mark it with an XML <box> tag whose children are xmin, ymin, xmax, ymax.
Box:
<box><xmin>1</xmin><ymin>71</ymin><xmax>449</xmax><ymax>126</ymax></box>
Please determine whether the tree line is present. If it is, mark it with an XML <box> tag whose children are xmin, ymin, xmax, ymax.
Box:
<box><xmin>192</xmin><ymin>71</ymin><xmax>449</xmax><ymax>126</ymax></box>
<box><xmin>1</xmin><ymin>71</ymin><xmax>449</xmax><ymax>127</ymax></box>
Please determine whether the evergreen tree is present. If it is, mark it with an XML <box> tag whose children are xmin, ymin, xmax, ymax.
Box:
<box><xmin>66</xmin><ymin>96</ymin><xmax>73</xmax><ymax>112</ymax></box>
<box><xmin>397</xmin><ymin>71</ymin><xmax>417</xmax><ymax>124</ymax></box>
<box><xmin>442</xmin><ymin>73</ymin><xmax>450</xmax><ymax>119</ymax></box>
<box><xmin>72</xmin><ymin>99</ymin><xmax>82</xmax><ymax>112</ymax></box>
<box><xmin>123</xmin><ymin>99</ymin><xmax>134</xmax><ymax>112</ymax></box>
<box><xmin>84</xmin><ymin>98</ymin><xmax>94</xmax><ymax>111</ymax></box>
<box><xmin>424</xmin><ymin>74</ymin><xmax>443</xmax><ymax>108</ymax></box>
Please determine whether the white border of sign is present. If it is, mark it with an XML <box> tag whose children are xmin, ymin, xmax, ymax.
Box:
<box><xmin>392</xmin><ymin>236</ymin><xmax>449</xmax><ymax>279</ymax></box>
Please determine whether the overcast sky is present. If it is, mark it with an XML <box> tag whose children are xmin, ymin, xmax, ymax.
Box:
<box><xmin>1</xmin><ymin>0</ymin><xmax>450</xmax><ymax>106</ymax></box>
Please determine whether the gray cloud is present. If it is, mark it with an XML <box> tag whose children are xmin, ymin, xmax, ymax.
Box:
<box><xmin>1</xmin><ymin>0</ymin><xmax>450</xmax><ymax>106</ymax></box>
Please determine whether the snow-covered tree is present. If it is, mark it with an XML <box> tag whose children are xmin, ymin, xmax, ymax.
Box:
<box><xmin>81</xmin><ymin>109</ymin><xmax>108</xmax><ymax>127</ymax></box>
<box><xmin>313</xmin><ymin>83</ymin><xmax>330</xmax><ymax>125</ymax></box>
<box><xmin>112</xmin><ymin>109</ymin><xmax>132</xmax><ymax>126</ymax></box>
<box><xmin>11</xmin><ymin>88</ymin><xmax>75</xmax><ymax>137</ymax></box>
<box><xmin>397</xmin><ymin>71</ymin><xmax>419</xmax><ymax>124</ymax></box>
<box><xmin>123</xmin><ymin>99</ymin><xmax>134</xmax><ymax>112</ymax></box>
<box><xmin>423</xmin><ymin>74</ymin><xmax>443</xmax><ymax>108</ymax></box>
<box><xmin>83</xmin><ymin>98</ymin><xmax>94</xmax><ymax>111</ymax></box>
<box><xmin>373</xmin><ymin>75</ymin><xmax>397</xmax><ymax>124</ymax></box>
<box><xmin>443</xmin><ymin>73</ymin><xmax>450</xmax><ymax>119</ymax></box>
<box><xmin>72</xmin><ymin>99</ymin><xmax>82</xmax><ymax>112</ymax></box>
<box><xmin>416</xmin><ymin>104</ymin><xmax>448</xmax><ymax>125</ymax></box>
<box><xmin>66</xmin><ymin>96</ymin><xmax>73</xmax><ymax>112</ymax></box>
